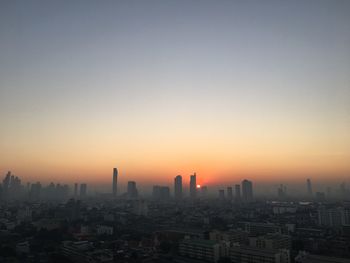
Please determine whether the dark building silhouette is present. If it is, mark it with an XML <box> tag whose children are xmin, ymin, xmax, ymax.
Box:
<box><xmin>174</xmin><ymin>175</ymin><xmax>182</xmax><ymax>200</ymax></box>
<box><xmin>127</xmin><ymin>181</ymin><xmax>138</xmax><ymax>199</ymax></box>
<box><xmin>113</xmin><ymin>167</ymin><xmax>118</xmax><ymax>197</ymax></box>
<box><xmin>242</xmin><ymin>179</ymin><xmax>253</xmax><ymax>202</ymax></box>
<box><xmin>190</xmin><ymin>173</ymin><xmax>197</xmax><ymax>199</ymax></box>
<box><xmin>307</xmin><ymin>178</ymin><xmax>313</xmax><ymax>197</ymax></box>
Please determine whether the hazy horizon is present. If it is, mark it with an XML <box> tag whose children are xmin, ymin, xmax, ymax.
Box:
<box><xmin>1</xmin><ymin>0</ymin><xmax>350</xmax><ymax>185</ymax></box>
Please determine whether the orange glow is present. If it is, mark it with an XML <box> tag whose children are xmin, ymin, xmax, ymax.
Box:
<box><xmin>197</xmin><ymin>184</ymin><xmax>201</xmax><ymax>188</ymax></box>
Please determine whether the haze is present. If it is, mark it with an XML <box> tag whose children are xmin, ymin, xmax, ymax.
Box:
<box><xmin>1</xmin><ymin>0</ymin><xmax>350</xmax><ymax>186</ymax></box>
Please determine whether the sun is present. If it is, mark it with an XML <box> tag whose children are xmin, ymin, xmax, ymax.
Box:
<box><xmin>196</xmin><ymin>184</ymin><xmax>201</xmax><ymax>189</ymax></box>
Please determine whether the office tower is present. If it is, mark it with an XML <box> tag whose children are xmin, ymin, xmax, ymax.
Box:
<box><xmin>74</xmin><ymin>183</ymin><xmax>78</xmax><ymax>197</ymax></box>
<box><xmin>127</xmin><ymin>181</ymin><xmax>138</xmax><ymax>199</ymax></box>
<box><xmin>80</xmin><ymin>183</ymin><xmax>87</xmax><ymax>197</ymax></box>
<box><xmin>190</xmin><ymin>173</ymin><xmax>197</xmax><ymax>199</ymax></box>
<box><xmin>113</xmin><ymin>168</ymin><xmax>118</xmax><ymax>197</ymax></box>
<box><xmin>227</xmin><ymin>187</ymin><xmax>233</xmax><ymax>200</ymax></box>
<box><xmin>219</xmin><ymin>189</ymin><xmax>225</xmax><ymax>200</ymax></box>
<box><xmin>242</xmin><ymin>179</ymin><xmax>253</xmax><ymax>202</ymax></box>
<box><xmin>235</xmin><ymin>184</ymin><xmax>241</xmax><ymax>201</ymax></box>
<box><xmin>307</xmin><ymin>178</ymin><xmax>313</xmax><ymax>197</ymax></box>
<box><xmin>174</xmin><ymin>175</ymin><xmax>183</xmax><ymax>200</ymax></box>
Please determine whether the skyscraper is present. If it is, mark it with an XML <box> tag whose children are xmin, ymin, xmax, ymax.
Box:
<box><xmin>127</xmin><ymin>181</ymin><xmax>138</xmax><ymax>199</ymax></box>
<box><xmin>307</xmin><ymin>178</ymin><xmax>313</xmax><ymax>197</ymax></box>
<box><xmin>235</xmin><ymin>184</ymin><xmax>241</xmax><ymax>201</ymax></box>
<box><xmin>174</xmin><ymin>175</ymin><xmax>182</xmax><ymax>200</ymax></box>
<box><xmin>190</xmin><ymin>173</ymin><xmax>197</xmax><ymax>199</ymax></box>
<box><xmin>113</xmin><ymin>168</ymin><xmax>118</xmax><ymax>197</ymax></box>
<box><xmin>227</xmin><ymin>187</ymin><xmax>233</xmax><ymax>200</ymax></box>
<box><xmin>242</xmin><ymin>179</ymin><xmax>253</xmax><ymax>202</ymax></box>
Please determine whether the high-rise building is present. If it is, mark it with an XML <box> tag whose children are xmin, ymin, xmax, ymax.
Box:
<box><xmin>80</xmin><ymin>184</ymin><xmax>87</xmax><ymax>197</ymax></box>
<box><xmin>242</xmin><ymin>179</ymin><xmax>253</xmax><ymax>202</ymax></box>
<box><xmin>235</xmin><ymin>184</ymin><xmax>241</xmax><ymax>201</ymax></box>
<box><xmin>190</xmin><ymin>173</ymin><xmax>197</xmax><ymax>199</ymax></box>
<box><xmin>307</xmin><ymin>178</ymin><xmax>313</xmax><ymax>197</ymax></box>
<box><xmin>227</xmin><ymin>187</ymin><xmax>233</xmax><ymax>200</ymax></box>
<box><xmin>127</xmin><ymin>181</ymin><xmax>138</xmax><ymax>199</ymax></box>
<box><xmin>113</xmin><ymin>168</ymin><xmax>118</xmax><ymax>197</ymax></box>
<box><xmin>174</xmin><ymin>175</ymin><xmax>182</xmax><ymax>200</ymax></box>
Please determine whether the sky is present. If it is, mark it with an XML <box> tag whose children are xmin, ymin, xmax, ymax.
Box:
<box><xmin>0</xmin><ymin>0</ymin><xmax>350</xmax><ymax>189</ymax></box>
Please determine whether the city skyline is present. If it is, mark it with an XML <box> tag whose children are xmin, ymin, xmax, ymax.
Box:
<box><xmin>1</xmin><ymin>1</ymin><xmax>350</xmax><ymax>185</ymax></box>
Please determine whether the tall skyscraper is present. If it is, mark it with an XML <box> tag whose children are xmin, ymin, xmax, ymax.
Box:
<box><xmin>227</xmin><ymin>187</ymin><xmax>233</xmax><ymax>200</ymax></box>
<box><xmin>113</xmin><ymin>168</ymin><xmax>118</xmax><ymax>197</ymax></box>
<box><xmin>242</xmin><ymin>179</ymin><xmax>253</xmax><ymax>202</ymax></box>
<box><xmin>235</xmin><ymin>184</ymin><xmax>241</xmax><ymax>201</ymax></box>
<box><xmin>127</xmin><ymin>181</ymin><xmax>138</xmax><ymax>199</ymax></box>
<box><xmin>190</xmin><ymin>173</ymin><xmax>197</xmax><ymax>199</ymax></box>
<box><xmin>174</xmin><ymin>175</ymin><xmax>182</xmax><ymax>200</ymax></box>
<box><xmin>80</xmin><ymin>183</ymin><xmax>87</xmax><ymax>197</ymax></box>
<box><xmin>307</xmin><ymin>178</ymin><xmax>313</xmax><ymax>197</ymax></box>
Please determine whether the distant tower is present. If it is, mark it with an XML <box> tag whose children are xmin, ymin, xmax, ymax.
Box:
<box><xmin>174</xmin><ymin>175</ymin><xmax>183</xmax><ymax>200</ymax></box>
<box><xmin>190</xmin><ymin>173</ymin><xmax>197</xmax><ymax>199</ymax></box>
<box><xmin>113</xmin><ymin>168</ymin><xmax>118</xmax><ymax>198</ymax></box>
<box><xmin>74</xmin><ymin>183</ymin><xmax>78</xmax><ymax>197</ymax></box>
<box><xmin>307</xmin><ymin>178</ymin><xmax>313</xmax><ymax>197</ymax></box>
<box><xmin>127</xmin><ymin>181</ymin><xmax>138</xmax><ymax>199</ymax></box>
<box><xmin>80</xmin><ymin>183</ymin><xmax>87</xmax><ymax>198</ymax></box>
<box><xmin>242</xmin><ymin>179</ymin><xmax>253</xmax><ymax>202</ymax></box>
<box><xmin>235</xmin><ymin>184</ymin><xmax>241</xmax><ymax>201</ymax></box>
<box><xmin>227</xmin><ymin>187</ymin><xmax>233</xmax><ymax>200</ymax></box>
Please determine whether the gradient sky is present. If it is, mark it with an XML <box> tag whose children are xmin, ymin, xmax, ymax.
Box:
<box><xmin>1</xmin><ymin>0</ymin><xmax>350</xmax><ymax>188</ymax></box>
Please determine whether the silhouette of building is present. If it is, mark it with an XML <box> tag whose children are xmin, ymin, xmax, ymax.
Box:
<box><xmin>174</xmin><ymin>175</ymin><xmax>182</xmax><ymax>200</ymax></box>
<box><xmin>190</xmin><ymin>173</ymin><xmax>197</xmax><ymax>199</ymax></box>
<box><xmin>235</xmin><ymin>184</ymin><xmax>241</xmax><ymax>201</ymax></box>
<box><xmin>113</xmin><ymin>168</ymin><xmax>118</xmax><ymax>197</ymax></box>
<box><xmin>127</xmin><ymin>181</ymin><xmax>138</xmax><ymax>199</ymax></box>
<box><xmin>242</xmin><ymin>180</ymin><xmax>253</xmax><ymax>202</ymax></box>
<box><xmin>227</xmin><ymin>187</ymin><xmax>233</xmax><ymax>200</ymax></box>
<box><xmin>307</xmin><ymin>178</ymin><xmax>313</xmax><ymax>197</ymax></box>
<box><xmin>80</xmin><ymin>183</ymin><xmax>87</xmax><ymax>197</ymax></box>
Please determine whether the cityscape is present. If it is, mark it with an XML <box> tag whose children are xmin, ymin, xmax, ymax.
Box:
<box><xmin>1</xmin><ymin>0</ymin><xmax>350</xmax><ymax>262</ymax></box>
<box><xmin>1</xmin><ymin>168</ymin><xmax>350</xmax><ymax>262</ymax></box>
